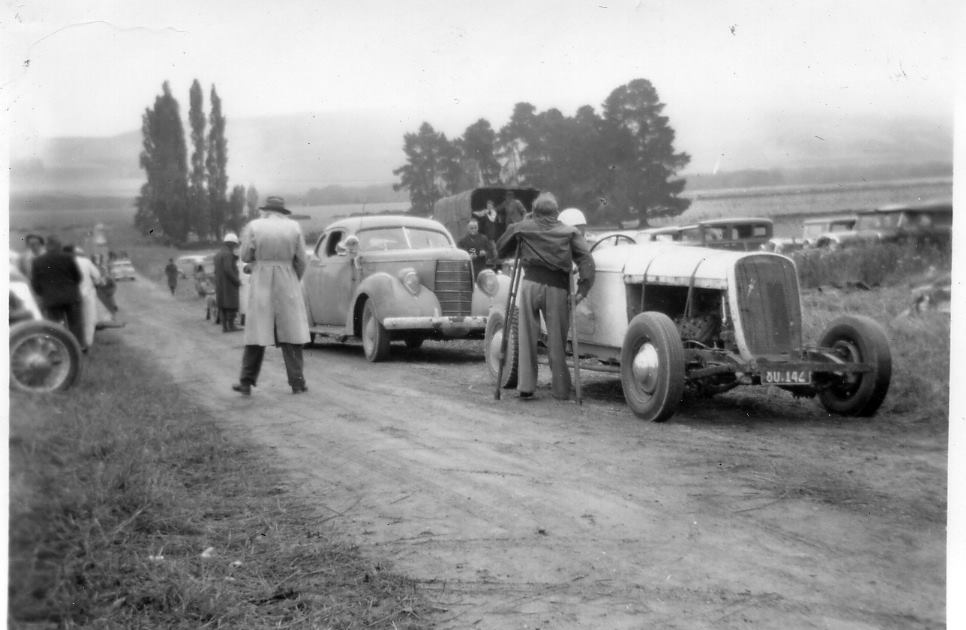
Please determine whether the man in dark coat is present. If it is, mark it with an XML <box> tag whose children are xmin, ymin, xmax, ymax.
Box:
<box><xmin>496</xmin><ymin>192</ymin><xmax>595</xmax><ymax>401</ymax></box>
<box><xmin>214</xmin><ymin>232</ymin><xmax>242</xmax><ymax>332</ymax></box>
<box><xmin>164</xmin><ymin>259</ymin><xmax>179</xmax><ymax>294</ymax></box>
<box><xmin>457</xmin><ymin>219</ymin><xmax>496</xmax><ymax>277</ymax></box>
<box><xmin>30</xmin><ymin>235</ymin><xmax>86</xmax><ymax>350</ymax></box>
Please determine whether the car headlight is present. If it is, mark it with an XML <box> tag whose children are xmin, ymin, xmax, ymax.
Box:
<box><xmin>398</xmin><ymin>267</ymin><xmax>421</xmax><ymax>296</ymax></box>
<box><xmin>476</xmin><ymin>269</ymin><xmax>498</xmax><ymax>297</ymax></box>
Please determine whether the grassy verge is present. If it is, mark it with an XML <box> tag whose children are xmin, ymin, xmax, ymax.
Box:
<box><xmin>8</xmin><ymin>331</ymin><xmax>431</xmax><ymax>628</ymax></box>
<box><xmin>790</xmin><ymin>241</ymin><xmax>951</xmax><ymax>289</ymax></box>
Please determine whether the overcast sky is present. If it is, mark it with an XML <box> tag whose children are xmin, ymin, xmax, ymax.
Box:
<box><xmin>2</xmin><ymin>0</ymin><xmax>960</xmax><ymax>168</ymax></box>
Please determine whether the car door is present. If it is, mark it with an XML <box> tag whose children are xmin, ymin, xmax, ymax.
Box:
<box><xmin>305</xmin><ymin>229</ymin><xmax>357</xmax><ymax>326</ymax></box>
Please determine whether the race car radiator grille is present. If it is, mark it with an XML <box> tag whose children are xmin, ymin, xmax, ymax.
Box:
<box><xmin>435</xmin><ymin>260</ymin><xmax>473</xmax><ymax>316</ymax></box>
<box><xmin>734</xmin><ymin>256</ymin><xmax>803</xmax><ymax>355</ymax></box>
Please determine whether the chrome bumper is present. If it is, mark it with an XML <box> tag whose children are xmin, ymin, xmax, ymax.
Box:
<box><xmin>382</xmin><ymin>315</ymin><xmax>487</xmax><ymax>332</ymax></box>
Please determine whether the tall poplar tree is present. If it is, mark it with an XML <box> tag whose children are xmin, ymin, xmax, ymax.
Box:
<box><xmin>246</xmin><ymin>185</ymin><xmax>260</xmax><ymax>220</ymax></box>
<box><xmin>135</xmin><ymin>81</ymin><xmax>190</xmax><ymax>244</ymax></box>
<box><xmin>188</xmin><ymin>79</ymin><xmax>209</xmax><ymax>240</ymax></box>
<box><xmin>227</xmin><ymin>185</ymin><xmax>247</xmax><ymax>235</ymax></box>
<box><xmin>206</xmin><ymin>85</ymin><xmax>228</xmax><ymax>239</ymax></box>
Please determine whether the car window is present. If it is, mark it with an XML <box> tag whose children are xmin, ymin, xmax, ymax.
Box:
<box><xmin>357</xmin><ymin>227</ymin><xmax>451</xmax><ymax>251</ymax></box>
<box><xmin>323</xmin><ymin>230</ymin><xmax>344</xmax><ymax>257</ymax></box>
<box><xmin>679</xmin><ymin>228</ymin><xmax>701</xmax><ymax>242</ymax></box>
<box><xmin>405</xmin><ymin>227</ymin><xmax>453</xmax><ymax>249</ymax></box>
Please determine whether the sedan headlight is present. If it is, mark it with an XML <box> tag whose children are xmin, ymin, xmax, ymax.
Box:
<box><xmin>476</xmin><ymin>269</ymin><xmax>498</xmax><ymax>297</ymax></box>
<box><xmin>398</xmin><ymin>267</ymin><xmax>421</xmax><ymax>296</ymax></box>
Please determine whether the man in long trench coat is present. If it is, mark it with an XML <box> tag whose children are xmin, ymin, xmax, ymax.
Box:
<box><xmin>232</xmin><ymin>196</ymin><xmax>310</xmax><ymax>395</ymax></box>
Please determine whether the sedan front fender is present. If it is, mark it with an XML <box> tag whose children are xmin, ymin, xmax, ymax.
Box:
<box><xmin>350</xmin><ymin>271</ymin><xmax>442</xmax><ymax>332</ymax></box>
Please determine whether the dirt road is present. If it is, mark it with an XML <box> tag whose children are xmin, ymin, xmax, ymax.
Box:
<box><xmin>112</xmin><ymin>275</ymin><xmax>946</xmax><ymax>629</ymax></box>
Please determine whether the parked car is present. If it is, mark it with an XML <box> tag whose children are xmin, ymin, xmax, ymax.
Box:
<box><xmin>679</xmin><ymin>218</ymin><xmax>774</xmax><ymax>251</ymax></box>
<box><xmin>818</xmin><ymin>199</ymin><xmax>952</xmax><ymax>249</ymax></box>
<box><xmin>802</xmin><ymin>214</ymin><xmax>857</xmax><ymax>247</ymax></box>
<box><xmin>176</xmin><ymin>252</ymin><xmax>217</xmax><ymax>279</ymax></box>
<box><xmin>109</xmin><ymin>258</ymin><xmax>137</xmax><ymax>281</ymax></box>
<box><xmin>588</xmin><ymin>225</ymin><xmax>688</xmax><ymax>251</ymax></box>
<box><xmin>9</xmin><ymin>268</ymin><xmax>83</xmax><ymax>392</ymax></box>
<box><xmin>302</xmin><ymin>215</ymin><xmax>511</xmax><ymax>361</ymax></box>
<box><xmin>485</xmin><ymin>242</ymin><xmax>891</xmax><ymax>422</ymax></box>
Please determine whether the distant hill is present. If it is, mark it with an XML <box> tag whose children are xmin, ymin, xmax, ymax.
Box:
<box><xmin>9</xmin><ymin>109</ymin><xmax>952</xmax><ymax>199</ymax></box>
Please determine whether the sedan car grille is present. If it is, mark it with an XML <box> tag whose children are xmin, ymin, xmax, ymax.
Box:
<box><xmin>435</xmin><ymin>260</ymin><xmax>472</xmax><ymax>316</ymax></box>
<box><xmin>734</xmin><ymin>256</ymin><xmax>802</xmax><ymax>355</ymax></box>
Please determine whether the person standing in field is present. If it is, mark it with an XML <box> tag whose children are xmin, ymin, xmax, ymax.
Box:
<box><xmin>213</xmin><ymin>232</ymin><xmax>242</xmax><ymax>332</ymax></box>
<box><xmin>232</xmin><ymin>196</ymin><xmax>311</xmax><ymax>396</ymax></box>
<box><xmin>496</xmin><ymin>192</ymin><xmax>595</xmax><ymax>401</ymax></box>
<box><xmin>30</xmin><ymin>235</ymin><xmax>86</xmax><ymax>352</ymax></box>
<box><xmin>457</xmin><ymin>219</ymin><xmax>495</xmax><ymax>277</ymax></box>
<box><xmin>95</xmin><ymin>262</ymin><xmax>120</xmax><ymax>322</ymax></box>
<box><xmin>18</xmin><ymin>233</ymin><xmax>46</xmax><ymax>279</ymax></box>
<box><xmin>68</xmin><ymin>246</ymin><xmax>104</xmax><ymax>350</ymax></box>
<box><xmin>164</xmin><ymin>259</ymin><xmax>179</xmax><ymax>294</ymax></box>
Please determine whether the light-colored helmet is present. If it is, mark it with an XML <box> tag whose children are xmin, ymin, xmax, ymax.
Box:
<box><xmin>223</xmin><ymin>232</ymin><xmax>240</xmax><ymax>244</ymax></box>
<box><xmin>558</xmin><ymin>207</ymin><xmax>587</xmax><ymax>227</ymax></box>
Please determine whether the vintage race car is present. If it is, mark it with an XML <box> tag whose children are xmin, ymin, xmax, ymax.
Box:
<box><xmin>486</xmin><ymin>242</ymin><xmax>891</xmax><ymax>422</ymax></box>
<box><xmin>9</xmin><ymin>268</ymin><xmax>83</xmax><ymax>392</ymax></box>
<box><xmin>303</xmin><ymin>215</ymin><xmax>511</xmax><ymax>361</ymax></box>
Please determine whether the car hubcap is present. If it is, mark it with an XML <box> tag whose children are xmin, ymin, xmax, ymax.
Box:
<box><xmin>832</xmin><ymin>339</ymin><xmax>862</xmax><ymax>390</ymax></box>
<box><xmin>11</xmin><ymin>334</ymin><xmax>70</xmax><ymax>391</ymax></box>
<box><xmin>631</xmin><ymin>342</ymin><xmax>660</xmax><ymax>395</ymax></box>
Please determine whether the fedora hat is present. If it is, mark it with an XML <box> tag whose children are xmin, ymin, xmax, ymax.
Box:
<box><xmin>259</xmin><ymin>195</ymin><xmax>291</xmax><ymax>215</ymax></box>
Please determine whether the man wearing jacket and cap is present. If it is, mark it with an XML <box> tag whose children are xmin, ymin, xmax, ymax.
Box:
<box><xmin>214</xmin><ymin>232</ymin><xmax>242</xmax><ymax>332</ymax></box>
<box><xmin>232</xmin><ymin>196</ymin><xmax>311</xmax><ymax>395</ymax></box>
<box><xmin>496</xmin><ymin>192</ymin><xmax>595</xmax><ymax>401</ymax></box>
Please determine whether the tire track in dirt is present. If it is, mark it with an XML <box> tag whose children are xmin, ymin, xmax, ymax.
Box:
<box><xmin>112</xmin><ymin>276</ymin><xmax>945</xmax><ymax>630</ymax></box>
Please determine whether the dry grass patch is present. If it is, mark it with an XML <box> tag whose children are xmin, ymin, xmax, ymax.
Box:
<box><xmin>8</xmin><ymin>333</ymin><xmax>432</xmax><ymax>629</ymax></box>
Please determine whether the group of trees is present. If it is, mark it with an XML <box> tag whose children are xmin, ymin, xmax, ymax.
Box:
<box><xmin>393</xmin><ymin>78</ymin><xmax>691</xmax><ymax>226</ymax></box>
<box><xmin>135</xmin><ymin>81</ymin><xmax>259</xmax><ymax>245</ymax></box>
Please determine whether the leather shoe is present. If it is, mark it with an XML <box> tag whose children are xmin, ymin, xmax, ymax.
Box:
<box><xmin>232</xmin><ymin>383</ymin><xmax>252</xmax><ymax>396</ymax></box>
<box><xmin>292</xmin><ymin>385</ymin><xmax>308</xmax><ymax>394</ymax></box>
<box><xmin>518</xmin><ymin>391</ymin><xmax>535</xmax><ymax>401</ymax></box>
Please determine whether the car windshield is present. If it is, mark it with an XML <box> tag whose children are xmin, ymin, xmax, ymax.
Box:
<box><xmin>356</xmin><ymin>226</ymin><xmax>452</xmax><ymax>251</ymax></box>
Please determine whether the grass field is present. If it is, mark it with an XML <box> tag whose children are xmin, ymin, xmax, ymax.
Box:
<box><xmin>8</xmin><ymin>335</ymin><xmax>429</xmax><ymax>628</ymax></box>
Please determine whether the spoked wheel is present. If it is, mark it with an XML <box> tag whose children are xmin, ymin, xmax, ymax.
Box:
<box><xmin>619</xmin><ymin>312</ymin><xmax>685</xmax><ymax>422</ymax></box>
<box><xmin>361</xmin><ymin>300</ymin><xmax>390</xmax><ymax>362</ymax></box>
<box><xmin>10</xmin><ymin>320</ymin><xmax>83</xmax><ymax>393</ymax></box>
<box><xmin>816</xmin><ymin>315</ymin><xmax>892</xmax><ymax>416</ymax></box>
<box><xmin>484</xmin><ymin>308</ymin><xmax>519</xmax><ymax>388</ymax></box>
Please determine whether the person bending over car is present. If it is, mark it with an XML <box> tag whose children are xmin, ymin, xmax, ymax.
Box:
<box><xmin>496</xmin><ymin>192</ymin><xmax>595</xmax><ymax>401</ymax></box>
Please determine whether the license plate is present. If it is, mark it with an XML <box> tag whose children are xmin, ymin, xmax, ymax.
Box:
<box><xmin>763</xmin><ymin>369</ymin><xmax>812</xmax><ymax>385</ymax></box>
